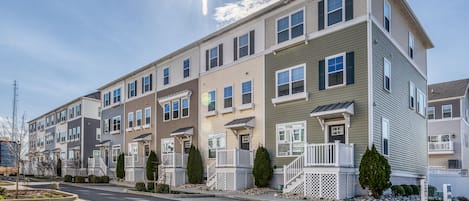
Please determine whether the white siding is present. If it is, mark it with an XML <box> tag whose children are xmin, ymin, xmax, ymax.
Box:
<box><xmin>156</xmin><ymin>46</ymin><xmax>200</xmax><ymax>91</ymax></box>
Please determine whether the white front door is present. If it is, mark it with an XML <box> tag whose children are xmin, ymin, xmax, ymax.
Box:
<box><xmin>129</xmin><ymin>143</ymin><xmax>138</xmax><ymax>162</ymax></box>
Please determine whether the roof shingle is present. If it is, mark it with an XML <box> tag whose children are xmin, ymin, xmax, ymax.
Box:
<box><xmin>428</xmin><ymin>79</ymin><xmax>469</xmax><ymax>100</ymax></box>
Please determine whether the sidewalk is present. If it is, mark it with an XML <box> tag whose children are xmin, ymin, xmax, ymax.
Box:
<box><xmin>172</xmin><ymin>187</ymin><xmax>298</xmax><ymax>201</ymax></box>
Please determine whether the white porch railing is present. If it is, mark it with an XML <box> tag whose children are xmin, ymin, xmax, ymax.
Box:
<box><xmin>124</xmin><ymin>156</ymin><xmax>146</xmax><ymax>168</ymax></box>
<box><xmin>283</xmin><ymin>154</ymin><xmax>304</xmax><ymax>191</ymax></box>
<box><xmin>161</xmin><ymin>153</ymin><xmax>188</xmax><ymax>168</ymax></box>
<box><xmin>428</xmin><ymin>141</ymin><xmax>454</xmax><ymax>153</ymax></box>
<box><xmin>216</xmin><ymin>149</ymin><xmax>253</xmax><ymax>168</ymax></box>
<box><xmin>304</xmin><ymin>141</ymin><xmax>354</xmax><ymax>167</ymax></box>
<box><xmin>87</xmin><ymin>157</ymin><xmax>107</xmax><ymax>176</ymax></box>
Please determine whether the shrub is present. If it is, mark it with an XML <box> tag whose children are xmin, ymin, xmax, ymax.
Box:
<box><xmin>252</xmin><ymin>146</ymin><xmax>273</xmax><ymax>187</ymax></box>
<box><xmin>135</xmin><ymin>182</ymin><xmax>146</xmax><ymax>191</ymax></box>
<box><xmin>156</xmin><ymin>183</ymin><xmax>169</xmax><ymax>193</ymax></box>
<box><xmin>101</xmin><ymin>176</ymin><xmax>110</xmax><ymax>183</ymax></box>
<box><xmin>457</xmin><ymin>196</ymin><xmax>469</xmax><ymax>201</ymax></box>
<box><xmin>88</xmin><ymin>175</ymin><xmax>97</xmax><ymax>183</ymax></box>
<box><xmin>146</xmin><ymin>151</ymin><xmax>158</xmax><ymax>181</ymax></box>
<box><xmin>56</xmin><ymin>158</ymin><xmax>62</xmax><ymax>177</ymax></box>
<box><xmin>64</xmin><ymin>175</ymin><xmax>73</xmax><ymax>183</ymax></box>
<box><xmin>401</xmin><ymin>185</ymin><xmax>413</xmax><ymax>196</ymax></box>
<box><xmin>74</xmin><ymin>176</ymin><xmax>86</xmax><ymax>183</ymax></box>
<box><xmin>0</xmin><ymin>195</ymin><xmax>4</xmax><ymax>200</ymax></box>
<box><xmin>116</xmin><ymin>153</ymin><xmax>125</xmax><ymax>179</ymax></box>
<box><xmin>186</xmin><ymin>145</ymin><xmax>203</xmax><ymax>184</ymax></box>
<box><xmin>0</xmin><ymin>187</ymin><xmax>6</xmax><ymax>195</ymax></box>
<box><xmin>428</xmin><ymin>185</ymin><xmax>436</xmax><ymax>197</ymax></box>
<box><xmin>391</xmin><ymin>185</ymin><xmax>405</xmax><ymax>196</ymax></box>
<box><xmin>147</xmin><ymin>182</ymin><xmax>155</xmax><ymax>191</ymax></box>
<box><xmin>410</xmin><ymin>185</ymin><xmax>420</xmax><ymax>195</ymax></box>
<box><xmin>359</xmin><ymin>145</ymin><xmax>392</xmax><ymax>198</ymax></box>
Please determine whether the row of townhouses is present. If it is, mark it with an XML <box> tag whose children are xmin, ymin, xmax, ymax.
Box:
<box><xmin>27</xmin><ymin>0</ymin><xmax>433</xmax><ymax>199</ymax></box>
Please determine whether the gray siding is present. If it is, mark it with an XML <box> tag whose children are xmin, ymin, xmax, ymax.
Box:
<box><xmin>265</xmin><ymin>22</ymin><xmax>369</xmax><ymax>167</ymax></box>
<box><xmin>45</xmin><ymin>126</ymin><xmax>56</xmax><ymax>151</ymax></box>
<box><xmin>428</xmin><ymin>99</ymin><xmax>461</xmax><ymax>119</ymax></box>
<box><xmin>67</xmin><ymin>118</ymin><xmax>82</xmax><ymax>166</ymax></box>
<box><xmin>83</xmin><ymin>117</ymin><xmax>100</xmax><ymax>168</ymax></box>
<box><xmin>372</xmin><ymin>23</ymin><xmax>427</xmax><ymax>176</ymax></box>
<box><xmin>101</xmin><ymin>105</ymin><xmax>125</xmax><ymax>168</ymax></box>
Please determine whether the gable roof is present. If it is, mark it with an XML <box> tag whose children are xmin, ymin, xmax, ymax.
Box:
<box><xmin>428</xmin><ymin>79</ymin><xmax>469</xmax><ymax>100</ymax></box>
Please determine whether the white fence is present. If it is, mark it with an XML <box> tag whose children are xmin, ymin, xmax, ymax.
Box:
<box><xmin>304</xmin><ymin>142</ymin><xmax>354</xmax><ymax>167</ymax></box>
<box><xmin>87</xmin><ymin>157</ymin><xmax>107</xmax><ymax>176</ymax></box>
<box><xmin>124</xmin><ymin>156</ymin><xmax>146</xmax><ymax>168</ymax></box>
<box><xmin>161</xmin><ymin>153</ymin><xmax>188</xmax><ymax>168</ymax></box>
<box><xmin>216</xmin><ymin>149</ymin><xmax>252</xmax><ymax>168</ymax></box>
<box><xmin>428</xmin><ymin>141</ymin><xmax>454</xmax><ymax>153</ymax></box>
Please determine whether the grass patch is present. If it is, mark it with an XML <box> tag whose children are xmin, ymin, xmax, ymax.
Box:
<box><xmin>0</xmin><ymin>181</ymin><xmax>13</xmax><ymax>186</ymax></box>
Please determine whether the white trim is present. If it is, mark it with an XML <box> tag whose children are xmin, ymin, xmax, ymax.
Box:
<box><xmin>384</xmin><ymin>0</ymin><xmax>391</xmax><ymax>33</ymax></box>
<box><xmin>275</xmin><ymin>7</ymin><xmax>305</xmax><ymax>45</ymax></box>
<box><xmin>172</xmin><ymin>99</ymin><xmax>180</xmax><ymax>120</ymax></box>
<box><xmin>275</xmin><ymin>120</ymin><xmax>307</xmax><ymax>158</ymax></box>
<box><xmin>144</xmin><ymin>107</ymin><xmax>151</xmax><ymax>126</ymax></box>
<box><xmin>323</xmin><ymin>120</ymin><xmax>349</xmax><ymax>144</ymax></box>
<box><xmin>427</xmin><ymin>106</ymin><xmax>435</xmax><ymax>120</ymax></box>
<box><xmin>127</xmin><ymin>112</ymin><xmax>134</xmax><ymax>129</ymax></box>
<box><xmin>441</xmin><ymin>104</ymin><xmax>453</xmax><ymax>119</ymax></box>
<box><xmin>325</xmin><ymin>0</ymin><xmax>346</xmax><ymax>28</ymax></box>
<box><xmin>237</xmin><ymin>32</ymin><xmax>250</xmax><ymax>59</ymax></box>
<box><xmin>238</xmin><ymin>103</ymin><xmax>254</xmax><ymax>111</ymax></box>
<box><xmin>409</xmin><ymin>81</ymin><xmax>415</xmax><ymax>110</ymax></box>
<box><xmin>157</xmin><ymin>90</ymin><xmax>192</xmax><ymax>106</ymax></box>
<box><xmin>271</xmin><ymin>92</ymin><xmax>308</xmax><ymax>106</ymax></box>
<box><xmin>163</xmin><ymin>67</ymin><xmax>170</xmax><ymax>85</ymax></box>
<box><xmin>383</xmin><ymin>57</ymin><xmax>391</xmax><ymax>92</ymax></box>
<box><xmin>136</xmin><ymin>110</ymin><xmax>142</xmax><ymax>127</ymax></box>
<box><xmin>207</xmin><ymin>89</ymin><xmax>217</xmax><ymax>113</ymax></box>
<box><xmin>408</xmin><ymin>32</ymin><xmax>414</xmax><ymax>59</ymax></box>
<box><xmin>163</xmin><ymin>102</ymin><xmax>171</xmax><ymax>122</ymax></box>
<box><xmin>241</xmin><ymin>79</ymin><xmax>253</xmax><ymax>105</ymax></box>
<box><xmin>274</xmin><ymin>63</ymin><xmax>306</xmax><ymax>99</ymax></box>
<box><xmin>428</xmin><ymin>96</ymin><xmax>464</xmax><ymax>103</ymax></box>
<box><xmin>181</xmin><ymin>97</ymin><xmax>190</xmax><ymax>119</ymax></box>
<box><xmin>381</xmin><ymin>117</ymin><xmax>390</xmax><ymax>156</ymax></box>
<box><xmin>416</xmin><ymin>88</ymin><xmax>426</xmax><ymax>117</ymax></box>
<box><xmin>221</xmin><ymin>107</ymin><xmax>234</xmax><ymax>114</ymax></box>
<box><xmin>367</xmin><ymin>0</ymin><xmax>373</xmax><ymax>149</ymax></box>
<box><xmin>325</xmin><ymin>52</ymin><xmax>347</xmax><ymax>89</ymax></box>
<box><xmin>223</xmin><ymin>85</ymin><xmax>234</xmax><ymax>109</ymax></box>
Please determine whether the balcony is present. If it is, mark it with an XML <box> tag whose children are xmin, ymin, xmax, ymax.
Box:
<box><xmin>304</xmin><ymin>142</ymin><xmax>354</xmax><ymax>167</ymax></box>
<box><xmin>216</xmin><ymin>149</ymin><xmax>253</xmax><ymax>168</ymax></box>
<box><xmin>161</xmin><ymin>153</ymin><xmax>188</xmax><ymax>168</ymax></box>
<box><xmin>428</xmin><ymin>141</ymin><xmax>454</xmax><ymax>154</ymax></box>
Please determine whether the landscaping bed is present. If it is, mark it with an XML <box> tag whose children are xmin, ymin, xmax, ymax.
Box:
<box><xmin>0</xmin><ymin>189</ymin><xmax>75</xmax><ymax>200</ymax></box>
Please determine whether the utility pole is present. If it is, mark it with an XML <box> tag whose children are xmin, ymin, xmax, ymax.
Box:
<box><xmin>12</xmin><ymin>80</ymin><xmax>18</xmax><ymax>141</ymax></box>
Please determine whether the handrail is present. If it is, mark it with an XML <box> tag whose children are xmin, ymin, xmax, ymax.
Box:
<box><xmin>283</xmin><ymin>154</ymin><xmax>304</xmax><ymax>191</ymax></box>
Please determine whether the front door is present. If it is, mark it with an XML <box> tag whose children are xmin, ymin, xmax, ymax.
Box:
<box><xmin>183</xmin><ymin>140</ymin><xmax>191</xmax><ymax>154</ymax></box>
<box><xmin>239</xmin><ymin>134</ymin><xmax>250</xmax><ymax>150</ymax></box>
<box><xmin>328</xmin><ymin>124</ymin><xmax>346</xmax><ymax>143</ymax></box>
<box><xmin>104</xmin><ymin>149</ymin><xmax>109</xmax><ymax>166</ymax></box>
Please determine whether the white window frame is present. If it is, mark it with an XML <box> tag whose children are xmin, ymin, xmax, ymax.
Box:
<box><xmin>128</xmin><ymin>112</ymin><xmax>134</xmax><ymax>128</ymax></box>
<box><xmin>409</xmin><ymin>81</ymin><xmax>415</xmax><ymax>110</ymax></box>
<box><xmin>224</xmin><ymin>85</ymin><xmax>233</xmax><ymax>109</ymax></box>
<box><xmin>276</xmin><ymin>121</ymin><xmax>306</xmax><ymax>157</ymax></box>
<box><xmin>128</xmin><ymin>143</ymin><xmax>138</xmax><ymax>162</ymax></box>
<box><xmin>136</xmin><ymin>110</ymin><xmax>142</xmax><ymax>127</ymax></box>
<box><xmin>104</xmin><ymin>92</ymin><xmax>111</xmax><ymax>107</ymax></box>
<box><xmin>238</xmin><ymin>33</ymin><xmax>250</xmax><ymax>59</ymax></box>
<box><xmin>416</xmin><ymin>88</ymin><xmax>426</xmax><ymax>117</ymax></box>
<box><xmin>181</xmin><ymin>98</ymin><xmax>190</xmax><ymax>118</ymax></box>
<box><xmin>144</xmin><ymin>107</ymin><xmax>151</xmax><ymax>125</ymax></box>
<box><xmin>96</xmin><ymin>128</ymin><xmax>101</xmax><ymax>141</ymax></box>
<box><xmin>183</xmin><ymin>58</ymin><xmax>190</xmax><ymax>78</ymax></box>
<box><xmin>112</xmin><ymin>145</ymin><xmax>121</xmax><ymax>163</ymax></box>
<box><xmin>208</xmin><ymin>90</ymin><xmax>216</xmax><ymax>112</ymax></box>
<box><xmin>408</xmin><ymin>32</ymin><xmax>414</xmax><ymax>59</ymax></box>
<box><xmin>209</xmin><ymin>46</ymin><xmax>219</xmax><ymax>68</ymax></box>
<box><xmin>129</xmin><ymin>81</ymin><xmax>136</xmax><ymax>98</ymax></box>
<box><xmin>172</xmin><ymin>100</ymin><xmax>180</xmax><ymax>120</ymax></box>
<box><xmin>276</xmin><ymin>8</ymin><xmax>305</xmax><ymax>44</ymax></box>
<box><xmin>143</xmin><ymin>74</ymin><xmax>151</xmax><ymax>93</ymax></box>
<box><xmin>325</xmin><ymin>53</ymin><xmax>346</xmax><ymax>89</ymax></box>
<box><xmin>163</xmin><ymin>103</ymin><xmax>171</xmax><ymax>122</ymax></box>
<box><xmin>112</xmin><ymin>116</ymin><xmax>121</xmax><ymax>132</ymax></box>
<box><xmin>427</xmin><ymin>107</ymin><xmax>435</xmax><ymax>120</ymax></box>
<box><xmin>383</xmin><ymin>57</ymin><xmax>391</xmax><ymax>92</ymax></box>
<box><xmin>113</xmin><ymin>88</ymin><xmax>121</xmax><ymax>103</ymax></box>
<box><xmin>275</xmin><ymin>64</ymin><xmax>306</xmax><ymax>97</ymax></box>
<box><xmin>241</xmin><ymin>80</ymin><xmax>253</xmax><ymax>105</ymax></box>
<box><xmin>163</xmin><ymin>67</ymin><xmax>170</xmax><ymax>85</ymax></box>
<box><xmin>161</xmin><ymin>138</ymin><xmax>175</xmax><ymax>154</ymax></box>
<box><xmin>208</xmin><ymin>133</ymin><xmax>226</xmax><ymax>159</ymax></box>
<box><xmin>382</xmin><ymin>118</ymin><xmax>390</xmax><ymax>156</ymax></box>
<box><xmin>384</xmin><ymin>0</ymin><xmax>391</xmax><ymax>32</ymax></box>
<box><xmin>326</xmin><ymin>0</ymin><xmax>345</xmax><ymax>27</ymax></box>
<box><xmin>442</xmin><ymin>104</ymin><xmax>453</xmax><ymax>119</ymax></box>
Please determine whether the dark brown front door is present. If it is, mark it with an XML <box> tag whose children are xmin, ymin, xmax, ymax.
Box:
<box><xmin>183</xmin><ymin>141</ymin><xmax>191</xmax><ymax>154</ymax></box>
<box><xmin>239</xmin><ymin>135</ymin><xmax>250</xmax><ymax>150</ymax></box>
<box><xmin>105</xmin><ymin>149</ymin><xmax>109</xmax><ymax>166</ymax></box>
<box><xmin>328</xmin><ymin>124</ymin><xmax>346</xmax><ymax>143</ymax></box>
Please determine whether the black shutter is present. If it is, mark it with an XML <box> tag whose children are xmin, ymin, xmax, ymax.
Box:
<box><xmin>134</xmin><ymin>80</ymin><xmax>137</xmax><ymax>96</ymax></box>
<box><xmin>205</xmin><ymin>50</ymin><xmax>209</xmax><ymax>71</ymax></box>
<box><xmin>233</xmin><ymin>37</ymin><xmax>238</xmax><ymax>61</ymax></box>
<box><xmin>345</xmin><ymin>0</ymin><xmax>354</xmax><ymax>21</ymax></box>
<box><xmin>318</xmin><ymin>1</ymin><xmax>325</xmax><ymax>31</ymax></box>
<box><xmin>107</xmin><ymin>119</ymin><xmax>111</xmax><ymax>132</ymax></box>
<box><xmin>218</xmin><ymin>43</ymin><xmax>223</xmax><ymax>66</ymax></box>
<box><xmin>141</xmin><ymin>77</ymin><xmax>144</xmax><ymax>94</ymax></box>
<box><xmin>249</xmin><ymin>30</ymin><xmax>255</xmax><ymax>55</ymax></box>
<box><xmin>346</xmin><ymin>52</ymin><xmax>355</xmax><ymax>85</ymax></box>
<box><xmin>150</xmin><ymin>74</ymin><xmax>153</xmax><ymax>90</ymax></box>
<box><xmin>127</xmin><ymin>83</ymin><xmax>130</xmax><ymax>98</ymax></box>
<box><xmin>319</xmin><ymin>60</ymin><xmax>325</xmax><ymax>90</ymax></box>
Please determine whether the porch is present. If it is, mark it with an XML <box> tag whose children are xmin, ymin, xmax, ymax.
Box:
<box><xmin>124</xmin><ymin>156</ymin><xmax>146</xmax><ymax>182</ymax></box>
<box><xmin>159</xmin><ymin>153</ymin><xmax>189</xmax><ymax>186</ymax></box>
<box><xmin>87</xmin><ymin>157</ymin><xmax>107</xmax><ymax>176</ymax></box>
<box><xmin>428</xmin><ymin>141</ymin><xmax>454</xmax><ymax>154</ymax></box>
<box><xmin>206</xmin><ymin>148</ymin><xmax>253</xmax><ymax>191</ymax></box>
<box><xmin>62</xmin><ymin>159</ymin><xmax>87</xmax><ymax>177</ymax></box>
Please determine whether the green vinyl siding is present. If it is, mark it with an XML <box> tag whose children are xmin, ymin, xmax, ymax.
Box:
<box><xmin>265</xmin><ymin>22</ymin><xmax>369</xmax><ymax>167</ymax></box>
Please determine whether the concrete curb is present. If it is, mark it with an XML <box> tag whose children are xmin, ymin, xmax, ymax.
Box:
<box><xmin>126</xmin><ymin>189</ymin><xmax>215</xmax><ymax>200</ymax></box>
<box><xmin>172</xmin><ymin>188</ymin><xmax>290</xmax><ymax>201</ymax></box>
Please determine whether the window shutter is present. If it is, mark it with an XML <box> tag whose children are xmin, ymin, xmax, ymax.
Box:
<box><xmin>319</xmin><ymin>60</ymin><xmax>325</xmax><ymax>90</ymax></box>
<box><xmin>141</xmin><ymin>77</ymin><xmax>144</xmax><ymax>93</ymax></box>
<box><xmin>346</xmin><ymin>52</ymin><xmax>355</xmax><ymax>85</ymax></box>
<box><xmin>107</xmin><ymin>119</ymin><xmax>111</xmax><ymax>133</ymax></box>
<box><xmin>318</xmin><ymin>1</ymin><xmax>325</xmax><ymax>31</ymax></box>
<box><xmin>218</xmin><ymin>43</ymin><xmax>223</xmax><ymax>66</ymax></box>
<box><xmin>205</xmin><ymin>50</ymin><xmax>209</xmax><ymax>71</ymax></box>
<box><xmin>150</xmin><ymin>74</ymin><xmax>153</xmax><ymax>90</ymax></box>
<box><xmin>127</xmin><ymin>83</ymin><xmax>130</xmax><ymax>98</ymax></box>
<box><xmin>134</xmin><ymin>80</ymin><xmax>137</xmax><ymax>95</ymax></box>
<box><xmin>249</xmin><ymin>30</ymin><xmax>255</xmax><ymax>55</ymax></box>
<box><xmin>345</xmin><ymin>0</ymin><xmax>354</xmax><ymax>21</ymax></box>
<box><xmin>233</xmin><ymin>37</ymin><xmax>238</xmax><ymax>61</ymax></box>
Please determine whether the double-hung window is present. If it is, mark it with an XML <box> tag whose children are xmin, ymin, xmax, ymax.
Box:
<box><xmin>113</xmin><ymin>88</ymin><xmax>121</xmax><ymax>103</ymax></box>
<box><xmin>182</xmin><ymin>98</ymin><xmax>189</xmax><ymax>118</ymax></box>
<box><xmin>326</xmin><ymin>54</ymin><xmax>345</xmax><ymax>88</ymax></box>
<box><xmin>164</xmin><ymin>103</ymin><xmax>171</xmax><ymax>121</ymax></box>
<box><xmin>162</xmin><ymin>138</ymin><xmax>175</xmax><ymax>154</ymax></box>
<box><xmin>416</xmin><ymin>89</ymin><xmax>426</xmax><ymax>116</ymax></box>
<box><xmin>277</xmin><ymin>9</ymin><xmax>304</xmax><ymax>44</ymax></box>
<box><xmin>327</xmin><ymin>0</ymin><xmax>343</xmax><ymax>26</ymax></box>
<box><xmin>112</xmin><ymin>145</ymin><xmax>121</xmax><ymax>163</ymax></box>
<box><xmin>238</xmin><ymin>33</ymin><xmax>249</xmax><ymax>58</ymax></box>
<box><xmin>242</xmin><ymin>81</ymin><xmax>252</xmax><ymax>105</ymax></box>
<box><xmin>208</xmin><ymin>91</ymin><xmax>216</xmax><ymax>112</ymax></box>
<box><xmin>276</xmin><ymin>121</ymin><xmax>306</xmax><ymax>157</ymax></box>
<box><xmin>136</xmin><ymin>110</ymin><xmax>142</xmax><ymax>126</ymax></box>
<box><xmin>69</xmin><ymin>107</ymin><xmax>75</xmax><ymax>119</ymax></box>
<box><xmin>173</xmin><ymin>100</ymin><xmax>179</xmax><ymax>119</ymax></box>
<box><xmin>163</xmin><ymin>68</ymin><xmax>169</xmax><ymax>85</ymax></box>
<box><xmin>77</xmin><ymin>126</ymin><xmax>81</xmax><ymax>140</ymax></box>
<box><xmin>129</xmin><ymin>82</ymin><xmax>136</xmax><ymax>98</ymax></box>
<box><xmin>104</xmin><ymin>119</ymin><xmax>109</xmax><ymax>134</ymax></box>
<box><xmin>427</xmin><ymin>107</ymin><xmax>435</xmax><ymax>120</ymax></box>
<box><xmin>112</xmin><ymin>116</ymin><xmax>121</xmax><ymax>131</ymax></box>
<box><xmin>183</xmin><ymin>59</ymin><xmax>190</xmax><ymax>78</ymax></box>
<box><xmin>208</xmin><ymin>134</ymin><xmax>226</xmax><ymax>158</ymax></box>
<box><xmin>384</xmin><ymin>0</ymin><xmax>391</xmax><ymax>32</ymax></box>
<box><xmin>144</xmin><ymin>107</ymin><xmax>151</xmax><ymax>125</ymax></box>
<box><xmin>383</xmin><ymin>58</ymin><xmax>391</xmax><ymax>92</ymax></box>
<box><xmin>409</xmin><ymin>32</ymin><xmax>414</xmax><ymax>59</ymax></box>
<box><xmin>442</xmin><ymin>104</ymin><xmax>452</xmax><ymax>119</ymax></box>
<box><xmin>104</xmin><ymin>92</ymin><xmax>111</xmax><ymax>106</ymax></box>
<box><xmin>210</xmin><ymin>47</ymin><xmax>218</xmax><ymax>68</ymax></box>
<box><xmin>128</xmin><ymin>112</ymin><xmax>134</xmax><ymax>128</ymax></box>
<box><xmin>276</xmin><ymin>65</ymin><xmax>305</xmax><ymax>97</ymax></box>
<box><xmin>144</xmin><ymin>75</ymin><xmax>151</xmax><ymax>92</ymax></box>
<box><xmin>409</xmin><ymin>81</ymin><xmax>415</xmax><ymax>109</ymax></box>
<box><xmin>382</xmin><ymin>118</ymin><xmax>390</xmax><ymax>156</ymax></box>
<box><xmin>76</xmin><ymin>104</ymin><xmax>81</xmax><ymax>116</ymax></box>
<box><xmin>224</xmin><ymin>86</ymin><xmax>233</xmax><ymax>108</ymax></box>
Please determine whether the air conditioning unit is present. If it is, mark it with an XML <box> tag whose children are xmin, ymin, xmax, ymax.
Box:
<box><xmin>448</xmin><ymin>159</ymin><xmax>461</xmax><ymax>169</ymax></box>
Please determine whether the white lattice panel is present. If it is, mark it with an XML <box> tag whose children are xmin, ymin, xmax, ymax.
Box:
<box><xmin>305</xmin><ymin>173</ymin><xmax>321</xmax><ymax>197</ymax></box>
<box><xmin>291</xmin><ymin>180</ymin><xmax>304</xmax><ymax>193</ymax></box>
<box><xmin>226</xmin><ymin>172</ymin><xmax>235</xmax><ymax>190</ymax></box>
<box><xmin>217</xmin><ymin>173</ymin><xmax>226</xmax><ymax>190</ymax></box>
<box><xmin>321</xmin><ymin>174</ymin><xmax>337</xmax><ymax>199</ymax></box>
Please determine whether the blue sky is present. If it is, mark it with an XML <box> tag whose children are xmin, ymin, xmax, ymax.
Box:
<box><xmin>0</xmin><ymin>0</ymin><xmax>468</xmax><ymax>120</ymax></box>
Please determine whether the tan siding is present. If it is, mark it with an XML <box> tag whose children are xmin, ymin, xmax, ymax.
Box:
<box><xmin>428</xmin><ymin>120</ymin><xmax>462</xmax><ymax>168</ymax></box>
<box><xmin>428</xmin><ymin>99</ymin><xmax>461</xmax><ymax>119</ymax></box>
<box><xmin>124</xmin><ymin>93</ymin><xmax>156</xmax><ymax>156</ymax></box>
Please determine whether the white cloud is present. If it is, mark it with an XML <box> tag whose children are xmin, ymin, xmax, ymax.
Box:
<box><xmin>214</xmin><ymin>0</ymin><xmax>278</xmax><ymax>27</ymax></box>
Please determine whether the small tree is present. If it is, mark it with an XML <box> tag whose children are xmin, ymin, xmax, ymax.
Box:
<box><xmin>56</xmin><ymin>158</ymin><xmax>62</xmax><ymax>177</ymax></box>
<box><xmin>359</xmin><ymin>145</ymin><xmax>392</xmax><ymax>198</ymax></box>
<box><xmin>186</xmin><ymin>145</ymin><xmax>203</xmax><ymax>184</ymax></box>
<box><xmin>116</xmin><ymin>153</ymin><xmax>125</xmax><ymax>179</ymax></box>
<box><xmin>252</xmin><ymin>146</ymin><xmax>273</xmax><ymax>187</ymax></box>
<box><xmin>146</xmin><ymin>151</ymin><xmax>158</xmax><ymax>181</ymax></box>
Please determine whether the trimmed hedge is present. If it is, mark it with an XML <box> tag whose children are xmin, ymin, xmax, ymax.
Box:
<box><xmin>359</xmin><ymin>145</ymin><xmax>392</xmax><ymax>198</ymax></box>
<box><xmin>187</xmin><ymin>145</ymin><xmax>203</xmax><ymax>184</ymax></box>
<box><xmin>428</xmin><ymin>185</ymin><xmax>436</xmax><ymax>197</ymax></box>
<box><xmin>147</xmin><ymin>182</ymin><xmax>155</xmax><ymax>191</ymax></box>
<box><xmin>135</xmin><ymin>182</ymin><xmax>146</xmax><ymax>191</ymax></box>
<box><xmin>88</xmin><ymin>175</ymin><xmax>97</xmax><ymax>183</ymax></box>
<box><xmin>74</xmin><ymin>176</ymin><xmax>86</xmax><ymax>183</ymax></box>
<box><xmin>156</xmin><ymin>183</ymin><xmax>169</xmax><ymax>193</ymax></box>
<box><xmin>64</xmin><ymin>175</ymin><xmax>73</xmax><ymax>183</ymax></box>
<box><xmin>391</xmin><ymin>185</ymin><xmax>405</xmax><ymax>196</ymax></box>
<box><xmin>101</xmin><ymin>176</ymin><xmax>110</xmax><ymax>183</ymax></box>
<box><xmin>146</xmin><ymin>151</ymin><xmax>158</xmax><ymax>181</ymax></box>
<box><xmin>401</xmin><ymin>185</ymin><xmax>413</xmax><ymax>196</ymax></box>
<box><xmin>116</xmin><ymin>153</ymin><xmax>125</xmax><ymax>179</ymax></box>
<box><xmin>410</xmin><ymin>185</ymin><xmax>419</xmax><ymax>195</ymax></box>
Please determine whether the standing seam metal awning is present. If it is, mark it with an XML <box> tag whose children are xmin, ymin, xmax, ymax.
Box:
<box><xmin>133</xmin><ymin>133</ymin><xmax>152</xmax><ymax>142</ymax></box>
<box><xmin>310</xmin><ymin>101</ymin><xmax>354</xmax><ymax>130</ymax></box>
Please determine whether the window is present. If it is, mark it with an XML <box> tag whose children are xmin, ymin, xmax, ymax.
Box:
<box><xmin>164</xmin><ymin>103</ymin><xmax>171</xmax><ymax>121</ymax></box>
<box><xmin>182</xmin><ymin>98</ymin><xmax>189</xmax><ymax>118</ymax></box>
<box><xmin>208</xmin><ymin>134</ymin><xmax>225</xmax><ymax>158</ymax></box>
<box><xmin>416</xmin><ymin>89</ymin><xmax>426</xmax><ymax>116</ymax></box>
<box><xmin>162</xmin><ymin>138</ymin><xmax>174</xmax><ymax>154</ymax></box>
<box><xmin>409</xmin><ymin>81</ymin><xmax>415</xmax><ymax>109</ymax></box>
<box><xmin>77</xmin><ymin>126</ymin><xmax>81</xmax><ymax>140</ymax></box>
<box><xmin>104</xmin><ymin>119</ymin><xmax>109</xmax><ymax>134</ymax></box>
<box><xmin>224</xmin><ymin>86</ymin><xmax>233</xmax><ymax>108</ymax></box>
<box><xmin>428</xmin><ymin>134</ymin><xmax>450</xmax><ymax>143</ymax></box>
<box><xmin>242</xmin><ymin>81</ymin><xmax>252</xmax><ymax>105</ymax></box>
<box><xmin>112</xmin><ymin>145</ymin><xmax>121</xmax><ymax>163</ymax></box>
<box><xmin>173</xmin><ymin>100</ymin><xmax>179</xmax><ymax>119</ymax></box>
<box><xmin>427</xmin><ymin>107</ymin><xmax>435</xmax><ymax>120</ymax></box>
<box><xmin>145</xmin><ymin>144</ymin><xmax>150</xmax><ymax>156</ymax></box>
<box><xmin>72</xmin><ymin>128</ymin><xmax>77</xmax><ymax>140</ymax></box>
<box><xmin>93</xmin><ymin>150</ymin><xmax>101</xmax><ymax>158</ymax></box>
<box><xmin>277</xmin><ymin>9</ymin><xmax>304</xmax><ymax>44</ymax></box>
<box><xmin>382</xmin><ymin>118</ymin><xmax>389</xmax><ymax>156</ymax></box>
<box><xmin>208</xmin><ymin>91</ymin><xmax>216</xmax><ymax>112</ymax></box>
<box><xmin>129</xmin><ymin>143</ymin><xmax>138</xmax><ymax>159</ymax></box>
<box><xmin>144</xmin><ymin>75</ymin><xmax>152</xmax><ymax>92</ymax></box>
<box><xmin>112</xmin><ymin>116</ymin><xmax>121</xmax><ymax>131</ymax></box>
<box><xmin>113</xmin><ymin>88</ymin><xmax>121</xmax><ymax>103</ymax></box>
<box><xmin>128</xmin><ymin>112</ymin><xmax>134</xmax><ymax>128</ymax></box>
<box><xmin>145</xmin><ymin>107</ymin><xmax>151</xmax><ymax>125</ymax></box>
<box><xmin>326</xmin><ymin>54</ymin><xmax>345</xmax><ymax>88</ymax></box>
<box><xmin>276</xmin><ymin>121</ymin><xmax>306</xmax><ymax>157</ymax></box>
<box><xmin>136</xmin><ymin>110</ymin><xmax>142</xmax><ymax>126</ymax></box>
<box><xmin>59</xmin><ymin>132</ymin><xmax>66</xmax><ymax>142</ymax></box>
<box><xmin>68</xmin><ymin>128</ymin><xmax>72</xmax><ymax>141</ymax></box>
<box><xmin>68</xmin><ymin>150</ymin><xmax>74</xmax><ymax>160</ymax></box>
<box><xmin>129</xmin><ymin>81</ymin><xmax>136</xmax><ymax>98</ymax></box>
<box><xmin>276</xmin><ymin>65</ymin><xmax>305</xmax><ymax>97</ymax></box>
<box><xmin>104</xmin><ymin>92</ymin><xmax>111</xmax><ymax>107</ymax></box>
<box><xmin>163</xmin><ymin>68</ymin><xmax>169</xmax><ymax>85</ymax></box>
<box><xmin>327</xmin><ymin>0</ymin><xmax>343</xmax><ymax>26</ymax></box>
<box><xmin>69</xmin><ymin>107</ymin><xmax>74</xmax><ymax>119</ymax></box>
<box><xmin>383</xmin><ymin>58</ymin><xmax>391</xmax><ymax>91</ymax></box>
<box><xmin>96</xmin><ymin>128</ymin><xmax>101</xmax><ymax>141</ymax></box>
<box><xmin>183</xmin><ymin>59</ymin><xmax>190</xmax><ymax>78</ymax></box>
<box><xmin>409</xmin><ymin>32</ymin><xmax>414</xmax><ymax>59</ymax></box>
<box><xmin>238</xmin><ymin>33</ymin><xmax>249</xmax><ymax>58</ymax></box>
<box><xmin>76</xmin><ymin>104</ymin><xmax>81</xmax><ymax>116</ymax></box>
<box><xmin>442</xmin><ymin>104</ymin><xmax>452</xmax><ymax>119</ymax></box>
<box><xmin>384</xmin><ymin>0</ymin><xmax>391</xmax><ymax>32</ymax></box>
<box><xmin>209</xmin><ymin>46</ymin><xmax>218</xmax><ymax>68</ymax></box>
